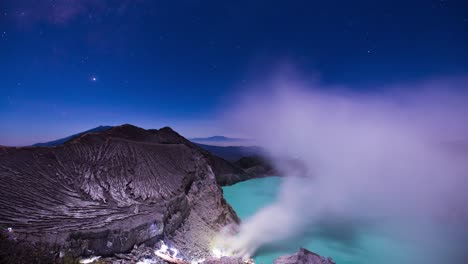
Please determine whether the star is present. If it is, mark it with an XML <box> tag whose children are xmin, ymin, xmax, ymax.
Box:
<box><xmin>91</xmin><ymin>76</ymin><xmax>97</xmax><ymax>82</ymax></box>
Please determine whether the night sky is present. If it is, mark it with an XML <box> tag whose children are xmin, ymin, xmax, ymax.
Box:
<box><xmin>1</xmin><ymin>0</ymin><xmax>467</xmax><ymax>145</ymax></box>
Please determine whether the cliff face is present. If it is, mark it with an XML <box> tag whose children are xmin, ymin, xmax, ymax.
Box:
<box><xmin>0</xmin><ymin>125</ymin><xmax>239</xmax><ymax>262</ymax></box>
<box><xmin>149</xmin><ymin>127</ymin><xmax>257</xmax><ymax>186</ymax></box>
<box><xmin>29</xmin><ymin>125</ymin><xmax>274</xmax><ymax>187</ymax></box>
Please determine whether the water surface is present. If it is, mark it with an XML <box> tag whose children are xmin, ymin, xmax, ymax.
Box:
<box><xmin>222</xmin><ymin>177</ymin><xmax>428</xmax><ymax>264</ymax></box>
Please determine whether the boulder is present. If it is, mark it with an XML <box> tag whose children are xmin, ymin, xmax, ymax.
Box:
<box><xmin>274</xmin><ymin>248</ymin><xmax>335</xmax><ymax>264</ymax></box>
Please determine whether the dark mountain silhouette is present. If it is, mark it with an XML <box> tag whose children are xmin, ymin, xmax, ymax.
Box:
<box><xmin>33</xmin><ymin>125</ymin><xmax>113</xmax><ymax>147</ymax></box>
<box><xmin>31</xmin><ymin>126</ymin><xmax>272</xmax><ymax>186</ymax></box>
<box><xmin>34</xmin><ymin>128</ymin><xmax>260</xmax><ymax>163</ymax></box>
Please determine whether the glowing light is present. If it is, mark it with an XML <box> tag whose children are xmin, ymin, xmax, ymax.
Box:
<box><xmin>79</xmin><ymin>256</ymin><xmax>101</xmax><ymax>264</ymax></box>
<box><xmin>137</xmin><ymin>259</ymin><xmax>157</xmax><ymax>264</ymax></box>
<box><xmin>211</xmin><ymin>247</ymin><xmax>231</xmax><ymax>258</ymax></box>
<box><xmin>212</xmin><ymin>248</ymin><xmax>222</xmax><ymax>258</ymax></box>
<box><xmin>154</xmin><ymin>240</ymin><xmax>188</xmax><ymax>263</ymax></box>
<box><xmin>157</xmin><ymin>241</ymin><xmax>168</xmax><ymax>254</ymax></box>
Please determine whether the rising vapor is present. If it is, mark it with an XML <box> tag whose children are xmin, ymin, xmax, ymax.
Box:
<box><xmin>218</xmin><ymin>72</ymin><xmax>468</xmax><ymax>263</ymax></box>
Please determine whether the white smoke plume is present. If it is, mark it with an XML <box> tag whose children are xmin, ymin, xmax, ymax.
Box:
<box><xmin>218</xmin><ymin>71</ymin><xmax>468</xmax><ymax>263</ymax></box>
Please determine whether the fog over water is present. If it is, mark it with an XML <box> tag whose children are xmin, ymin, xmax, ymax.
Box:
<box><xmin>219</xmin><ymin>72</ymin><xmax>468</xmax><ymax>263</ymax></box>
<box><xmin>223</xmin><ymin>177</ymin><xmax>417</xmax><ymax>264</ymax></box>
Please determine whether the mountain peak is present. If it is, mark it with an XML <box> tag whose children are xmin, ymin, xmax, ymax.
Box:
<box><xmin>33</xmin><ymin>125</ymin><xmax>113</xmax><ymax>147</ymax></box>
<box><xmin>206</xmin><ymin>136</ymin><xmax>229</xmax><ymax>140</ymax></box>
<box><xmin>33</xmin><ymin>124</ymin><xmax>192</xmax><ymax>147</ymax></box>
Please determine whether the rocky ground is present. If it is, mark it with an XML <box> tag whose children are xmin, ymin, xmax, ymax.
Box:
<box><xmin>0</xmin><ymin>124</ymin><xmax>333</xmax><ymax>264</ymax></box>
<box><xmin>0</xmin><ymin>125</ymin><xmax>240</xmax><ymax>263</ymax></box>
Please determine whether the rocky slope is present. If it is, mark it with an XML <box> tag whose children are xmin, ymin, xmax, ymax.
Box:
<box><xmin>0</xmin><ymin>124</ymin><xmax>240</xmax><ymax>263</ymax></box>
<box><xmin>33</xmin><ymin>126</ymin><xmax>113</xmax><ymax>147</ymax></box>
<box><xmin>31</xmin><ymin>125</ymin><xmax>271</xmax><ymax>186</ymax></box>
<box><xmin>274</xmin><ymin>248</ymin><xmax>335</xmax><ymax>264</ymax></box>
<box><xmin>95</xmin><ymin>245</ymin><xmax>334</xmax><ymax>264</ymax></box>
<box><xmin>193</xmin><ymin>144</ymin><xmax>263</xmax><ymax>162</ymax></box>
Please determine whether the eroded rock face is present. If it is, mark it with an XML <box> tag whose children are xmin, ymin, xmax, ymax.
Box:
<box><xmin>0</xmin><ymin>124</ymin><xmax>239</xmax><ymax>263</ymax></box>
<box><xmin>273</xmin><ymin>248</ymin><xmax>336</xmax><ymax>264</ymax></box>
<box><xmin>153</xmin><ymin>128</ymin><xmax>260</xmax><ymax>186</ymax></box>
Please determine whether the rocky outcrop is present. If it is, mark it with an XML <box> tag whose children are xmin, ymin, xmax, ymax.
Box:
<box><xmin>0</xmin><ymin>124</ymin><xmax>239</xmax><ymax>263</ymax></box>
<box><xmin>273</xmin><ymin>248</ymin><xmax>335</xmax><ymax>264</ymax></box>
<box><xmin>96</xmin><ymin>246</ymin><xmax>334</xmax><ymax>264</ymax></box>
<box><xmin>33</xmin><ymin>126</ymin><xmax>113</xmax><ymax>147</ymax></box>
<box><xmin>193</xmin><ymin>144</ymin><xmax>276</xmax><ymax>186</ymax></box>
<box><xmin>147</xmin><ymin>127</ymin><xmax>261</xmax><ymax>186</ymax></box>
<box><xmin>233</xmin><ymin>156</ymin><xmax>275</xmax><ymax>179</ymax></box>
<box><xmin>193</xmin><ymin>144</ymin><xmax>263</xmax><ymax>162</ymax></box>
<box><xmin>32</xmin><ymin>126</ymin><xmax>275</xmax><ymax>186</ymax></box>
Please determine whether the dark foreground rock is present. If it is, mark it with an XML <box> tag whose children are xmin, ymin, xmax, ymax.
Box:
<box><xmin>98</xmin><ymin>243</ymin><xmax>250</xmax><ymax>264</ymax></box>
<box><xmin>274</xmin><ymin>248</ymin><xmax>336</xmax><ymax>264</ymax></box>
<box><xmin>93</xmin><ymin>246</ymin><xmax>334</xmax><ymax>264</ymax></box>
<box><xmin>0</xmin><ymin>124</ymin><xmax>240</xmax><ymax>263</ymax></box>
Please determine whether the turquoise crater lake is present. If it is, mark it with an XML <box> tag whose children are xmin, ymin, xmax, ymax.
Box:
<box><xmin>222</xmin><ymin>177</ymin><xmax>436</xmax><ymax>264</ymax></box>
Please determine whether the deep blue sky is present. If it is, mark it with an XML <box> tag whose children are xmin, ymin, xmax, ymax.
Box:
<box><xmin>1</xmin><ymin>0</ymin><xmax>467</xmax><ymax>145</ymax></box>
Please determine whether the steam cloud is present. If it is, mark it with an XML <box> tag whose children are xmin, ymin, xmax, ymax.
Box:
<box><xmin>219</xmin><ymin>72</ymin><xmax>468</xmax><ymax>263</ymax></box>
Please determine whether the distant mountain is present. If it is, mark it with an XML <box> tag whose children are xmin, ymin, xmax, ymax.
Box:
<box><xmin>190</xmin><ymin>136</ymin><xmax>250</xmax><ymax>146</ymax></box>
<box><xmin>190</xmin><ymin>135</ymin><xmax>245</xmax><ymax>142</ymax></box>
<box><xmin>33</xmin><ymin>125</ymin><xmax>113</xmax><ymax>146</ymax></box>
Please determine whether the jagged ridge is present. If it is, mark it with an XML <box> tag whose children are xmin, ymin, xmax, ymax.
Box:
<box><xmin>0</xmin><ymin>124</ymin><xmax>239</xmax><ymax>262</ymax></box>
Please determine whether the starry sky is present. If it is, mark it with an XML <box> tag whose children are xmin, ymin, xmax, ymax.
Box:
<box><xmin>0</xmin><ymin>0</ymin><xmax>467</xmax><ymax>146</ymax></box>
